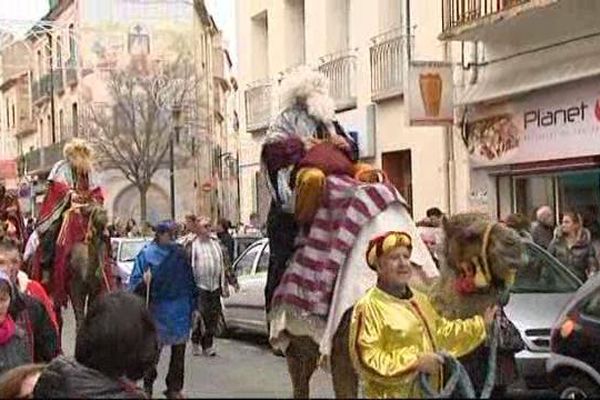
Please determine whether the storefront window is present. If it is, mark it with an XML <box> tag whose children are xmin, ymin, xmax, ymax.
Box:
<box><xmin>514</xmin><ymin>175</ymin><xmax>555</xmax><ymax>221</ymax></box>
<box><xmin>558</xmin><ymin>171</ymin><xmax>600</xmax><ymax>216</ymax></box>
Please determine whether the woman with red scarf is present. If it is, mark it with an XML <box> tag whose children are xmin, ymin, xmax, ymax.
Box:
<box><xmin>0</xmin><ymin>270</ymin><xmax>31</xmax><ymax>375</ymax></box>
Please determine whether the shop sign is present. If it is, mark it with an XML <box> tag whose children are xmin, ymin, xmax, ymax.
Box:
<box><xmin>467</xmin><ymin>78</ymin><xmax>600</xmax><ymax>167</ymax></box>
<box><xmin>408</xmin><ymin>61</ymin><xmax>454</xmax><ymax>126</ymax></box>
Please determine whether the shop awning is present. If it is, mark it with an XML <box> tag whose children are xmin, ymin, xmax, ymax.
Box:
<box><xmin>457</xmin><ymin>34</ymin><xmax>600</xmax><ymax>106</ymax></box>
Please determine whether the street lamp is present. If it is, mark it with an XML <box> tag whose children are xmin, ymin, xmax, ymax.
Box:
<box><xmin>170</xmin><ymin>104</ymin><xmax>182</xmax><ymax>220</ymax></box>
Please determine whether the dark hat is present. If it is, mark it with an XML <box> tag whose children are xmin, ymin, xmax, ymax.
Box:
<box><xmin>155</xmin><ymin>220</ymin><xmax>176</xmax><ymax>234</ymax></box>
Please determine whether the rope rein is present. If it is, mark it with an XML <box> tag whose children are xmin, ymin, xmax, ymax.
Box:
<box><xmin>419</xmin><ymin>309</ymin><xmax>501</xmax><ymax>399</ymax></box>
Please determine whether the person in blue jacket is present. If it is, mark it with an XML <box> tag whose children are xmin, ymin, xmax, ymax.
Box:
<box><xmin>128</xmin><ymin>220</ymin><xmax>198</xmax><ymax>399</ymax></box>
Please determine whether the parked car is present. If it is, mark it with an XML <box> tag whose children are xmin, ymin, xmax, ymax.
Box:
<box><xmin>110</xmin><ymin>237</ymin><xmax>152</xmax><ymax>288</ymax></box>
<box><xmin>507</xmin><ymin>240</ymin><xmax>583</xmax><ymax>389</ymax></box>
<box><xmin>221</xmin><ymin>238</ymin><xmax>583</xmax><ymax>388</ymax></box>
<box><xmin>232</xmin><ymin>233</ymin><xmax>264</xmax><ymax>260</ymax></box>
<box><xmin>221</xmin><ymin>238</ymin><xmax>270</xmax><ymax>335</ymax></box>
<box><xmin>546</xmin><ymin>274</ymin><xmax>600</xmax><ymax>398</ymax></box>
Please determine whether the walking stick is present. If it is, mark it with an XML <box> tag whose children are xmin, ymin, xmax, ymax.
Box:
<box><xmin>145</xmin><ymin>273</ymin><xmax>152</xmax><ymax>308</ymax></box>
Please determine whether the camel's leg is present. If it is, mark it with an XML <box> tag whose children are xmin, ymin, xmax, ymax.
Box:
<box><xmin>69</xmin><ymin>280</ymin><xmax>87</xmax><ymax>332</ymax></box>
<box><xmin>331</xmin><ymin>308</ymin><xmax>359</xmax><ymax>398</ymax></box>
<box><xmin>285</xmin><ymin>336</ymin><xmax>319</xmax><ymax>399</ymax></box>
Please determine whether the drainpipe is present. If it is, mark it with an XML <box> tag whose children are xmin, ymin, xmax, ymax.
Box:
<box><xmin>405</xmin><ymin>0</ymin><xmax>412</xmax><ymax>61</ymax></box>
<box><xmin>444</xmin><ymin>41</ymin><xmax>455</xmax><ymax>215</ymax></box>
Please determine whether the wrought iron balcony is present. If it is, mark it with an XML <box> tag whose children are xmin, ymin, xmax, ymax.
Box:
<box><xmin>24</xmin><ymin>148</ymin><xmax>41</xmax><ymax>172</ymax></box>
<box><xmin>32</xmin><ymin>74</ymin><xmax>52</xmax><ymax>104</ymax></box>
<box><xmin>318</xmin><ymin>49</ymin><xmax>357</xmax><ymax>111</ymax></box>
<box><xmin>53</xmin><ymin>68</ymin><xmax>64</xmax><ymax>93</ymax></box>
<box><xmin>441</xmin><ymin>0</ymin><xmax>532</xmax><ymax>38</ymax></box>
<box><xmin>23</xmin><ymin>140</ymin><xmax>67</xmax><ymax>173</ymax></box>
<box><xmin>65</xmin><ymin>58</ymin><xmax>78</xmax><ymax>85</ymax></box>
<box><xmin>370</xmin><ymin>29</ymin><xmax>404</xmax><ymax>102</ymax></box>
<box><xmin>45</xmin><ymin>140</ymin><xmax>66</xmax><ymax>167</ymax></box>
<box><xmin>17</xmin><ymin>117</ymin><xmax>36</xmax><ymax>137</ymax></box>
<box><xmin>244</xmin><ymin>79</ymin><xmax>272</xmax><ymax>132</ymax></box>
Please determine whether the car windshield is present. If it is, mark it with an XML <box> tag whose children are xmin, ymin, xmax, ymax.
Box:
<box><xmin>119</xmin><ymin>241</ymin><xmax>149</xmax><ymax>262</ymax></box>
<box><xmin>511</xmin><ymin>243</ymin><xmax>582</xmax><ymax>294</ymax></box>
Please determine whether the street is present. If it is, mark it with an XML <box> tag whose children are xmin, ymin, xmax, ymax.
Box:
<box><xmin>61</xmin><ymin>307</ymin><xmax>334</xmax><ymax>398</ymax></box>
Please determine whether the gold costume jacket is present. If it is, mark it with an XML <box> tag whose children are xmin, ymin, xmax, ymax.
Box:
<box><xmin>349</xmin><ymin>287</ymin><xmax>486</xmax><ymax>398</ymax></box>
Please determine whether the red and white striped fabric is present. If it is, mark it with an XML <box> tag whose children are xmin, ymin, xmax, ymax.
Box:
<box><xmin>270</xmin><ymin>175</ymin><xmax>405</xmax><ymax>319</ymax></box>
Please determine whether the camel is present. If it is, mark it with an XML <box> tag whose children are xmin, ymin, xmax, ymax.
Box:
<box><xmin>67</xmin><ymin>204</ymin><xmax>111</xmax><ymax>330</ymax></box>
<box><xmin>270</xmin><ymin>206</ymin><xmax>527</xmax><ymax>398</ymax></box>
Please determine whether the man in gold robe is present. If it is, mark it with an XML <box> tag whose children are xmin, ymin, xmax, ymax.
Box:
<box><xmin>349</xmin><ymin>231</ymin><xmax>497</xmax><ymax>398</ymax></box>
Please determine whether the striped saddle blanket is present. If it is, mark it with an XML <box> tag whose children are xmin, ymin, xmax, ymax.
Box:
<box><xmin>270</xmin><ymin>174</ymin><xmax>404</xmax><ymax>320</ymax></box>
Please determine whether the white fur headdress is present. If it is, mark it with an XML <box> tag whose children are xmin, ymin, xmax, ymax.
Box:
<box><xmin>278</xmin><ymin>66</ymin><xmax>336</xmax><ymax>124</ymax></box>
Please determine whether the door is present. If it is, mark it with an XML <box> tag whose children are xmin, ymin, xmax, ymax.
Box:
<box><xmin>223</xmin><ymin>241</ymin><xmax>264</xmax><ymax>330</ymax></box>
<box><xmin>241</xmin><ymin>243</ymin><xmax>270</xmax><ymax>332</ymax></box>
<box><xmin>574</xmin><ymin>289</ymin><xmax>600</xmax><ymax>372</ymax></box>
<box><xmin>382</xmin><ymin>150</ymin><xmax>413</xmax><ymax>213</ymax></box>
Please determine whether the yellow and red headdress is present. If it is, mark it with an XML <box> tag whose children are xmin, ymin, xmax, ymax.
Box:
<box><xmin>366</xmin><ymin>231</ymin><xmax>412</xmax><ymax>270</ymax></box>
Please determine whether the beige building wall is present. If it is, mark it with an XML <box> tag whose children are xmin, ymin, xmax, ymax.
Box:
<box><xmin>236</xmin><ymin>0</ymin><xmax>469</xmax><ymax>223</ymax></box>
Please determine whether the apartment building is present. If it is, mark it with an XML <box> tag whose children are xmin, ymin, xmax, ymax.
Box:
<box><xmin>0</xmin><ymin>0</ymin><xmax>236</xmax><ymax>223</ymax></box>
<box><xmin>441</xmin><ymin>0</ymin><xmax>600</xmax><ymax>222</ymax></box>
<box><xmin>235</xmin><ymin>0</ymin><xmax>462</xmax><ymax>225</ymax></box>
<box><xmin>0</xmin><ymin>37</ymin><xmax>34</xmax><ymax>193</ymax></box>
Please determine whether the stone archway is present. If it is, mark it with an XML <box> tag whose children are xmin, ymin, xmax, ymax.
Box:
<box><xmin>113</xmin><ymin>183</ymin><xmax>170</xmax><ymax>225</ymax></box>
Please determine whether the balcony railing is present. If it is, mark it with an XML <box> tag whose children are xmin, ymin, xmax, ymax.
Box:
<box><xmin>66</xmin><ymin>58</ymin><xmax>78</xmax><ymax>85</ymax></box>
<box><xmin>442</xmin><ymin>0</ymin><xmax>531</xmax><ymax>33</ymax></box>
<box><xmin>318</xmin><ymin>50</ymin><xmax>357</xmax><ymax>111</ymax></box>
<box><xmin>24</xmin><ymin>148</ymin><xmax>41</xmax><ymax>172</ymax></box>
<box><xmin>244</xmin><ymin>79</ymin><xmax>272</xmax><ymax>132</ymax></box>
<box><xmin>17</xmin><ymin>117</ymin><xmax>36</xmax><ymax>136</ymax></box>
<box><xmin>370</xmin><ymin>29</ymin><xmax>404</xmax><ymax>102</ymax></box>
<box><xmin>23</xmin><ymin>141</ymin><xmax>67</xmax><ymax>173</ymax></box>
<box><xmin>45</xmin><ymin>141</ymin><xmax>66</xmax><ymax>167</ymax></box>
<box><xmin>32</xmin><ymin>74</ymin><xmax>51</xmax><ymax>104</ymax></box>
<box><xmin>53</xmin><ymin>68</ymin><xmax>64</xmax><ymax>93</ymax></box>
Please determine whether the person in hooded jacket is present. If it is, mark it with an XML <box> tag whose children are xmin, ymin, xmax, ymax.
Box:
<box><xmin>32</xmin><ymin>291</ymin><xmax>158</xmax><ymax>399</ymax></box>
<box><xmin>0</xmin><ymin>270</ymin><xmax>31</xmax><ymax>375</ymax></box>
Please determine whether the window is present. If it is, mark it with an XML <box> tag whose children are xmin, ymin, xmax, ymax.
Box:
<box><xmin>56</xmin><ymin>36</ymin><xmax>62</xmax><ymax>67</ymax></box>
<box><xmin>234</xmin><ymin>244</ymin><xmax>261</xmax><ymax>277</ymax></box>
<box><xmin>37</xmin><ymin>50</ymin><xmax>43</xmax><ymax>78</ymax></box>
<box><xmin>119</xmin><ymin>241</ymin><xmax>149</xmax><ymax>262</ymax></box>
<box><xmin>128</xmin><ymin>24</ymin><xmax>150</xmax><ymax>55</ymax></box>
<box><xmin>583</xmin><ymin>290</ymin><xmax>600</xmax><ymax>319</ymax></box>
<box><xmin>5</xmin><ymin>102</ymin><xmax>9</xmax><ymax>129</ymax></box>
<box><xmin>250</xmin><ymin>11</ymin><xmax>269</xmax><ymax>79</ymax></box>
<box><xmin>68</xmin><ymin>24</ymin><xmax>76</xmax><ymax>61</ymax></box>
<box><xmin>59</xmin><ymin>110</ymin><xmax>64</xmax><ymax>141</ymax></box>
<box><xmin>326</xmin><ymin>0</ymin><xmax>350</xmax><ymax>53</ymax></box>
<box><xmin>512</xmin><ymin>244</ymin><xmax>582</xmax><ymax>294</ymax></box>
<box><xmin>11</xmin><ymin>105</ymin><xmax>15</xmax><ymax>128</ymax></box>
<box><xmin>39</xmin><ymin>119</ymin><xmax>44</xmax><ymax>146</ymax></box>
<box><xmin>72</xmin><ymin>102</ymin><xmax>78</xmax><ymax>137</ymax></box>
<box><xmin>284</xmin><ymin>0</ymin><xmax>305</xmax><ymax>68</ymax></box>
<box><xmin>48</xmin><ymin>115</ymin><xmax>54</xmax><ymax>144</ymax></box>
<box><xmin>256</xmin><ymin>245</ymin><xmax>270</xmax><ymax>274</ymax></box>
<box><xmin>514</xmin><ymin>175</ymin><xmax>555</xmax><ymax>221</ymax></box>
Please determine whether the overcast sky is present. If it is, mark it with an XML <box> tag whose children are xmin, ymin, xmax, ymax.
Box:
<box><xmin>0</xmin><ymin>0</ymin><xmax>237</xmax><ymax>69</ymax></box>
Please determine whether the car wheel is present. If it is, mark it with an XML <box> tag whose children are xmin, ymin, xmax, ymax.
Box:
<box><xmin>556</xmin><ymin>373</ymin><xmax>600</xmax><ymax>399</ymax></box>
<box><xmin>215</xmin><ymin>312</ymin><xmax>229</xmax><ymax>338</ymax></box>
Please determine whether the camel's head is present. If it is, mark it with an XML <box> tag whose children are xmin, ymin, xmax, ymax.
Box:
<box><xmin>429</xmin><ymin>213</ymin><xmax>528</xmax><ymax>318</ymax></box>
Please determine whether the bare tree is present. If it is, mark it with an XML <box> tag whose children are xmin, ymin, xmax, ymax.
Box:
<box><xmin>82</xmin><ymin>54</ymin><xmax>200</xmax><ymax>223</ymax></box>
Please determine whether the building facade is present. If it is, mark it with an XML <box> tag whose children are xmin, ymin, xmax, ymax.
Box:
<box><xmin>235</xmin><ymin>0</ymin><xmax>466</xmax><ymax>226</ymax></box>
<box><xmin>0</xmin><ymin>0</ymin><xmax>237</xmax><ymax>224</ymax></box>
<box><xmin>441</xmin><ymin>0</ymin><xmax>600</xmax><ymax>223</ymax></box>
